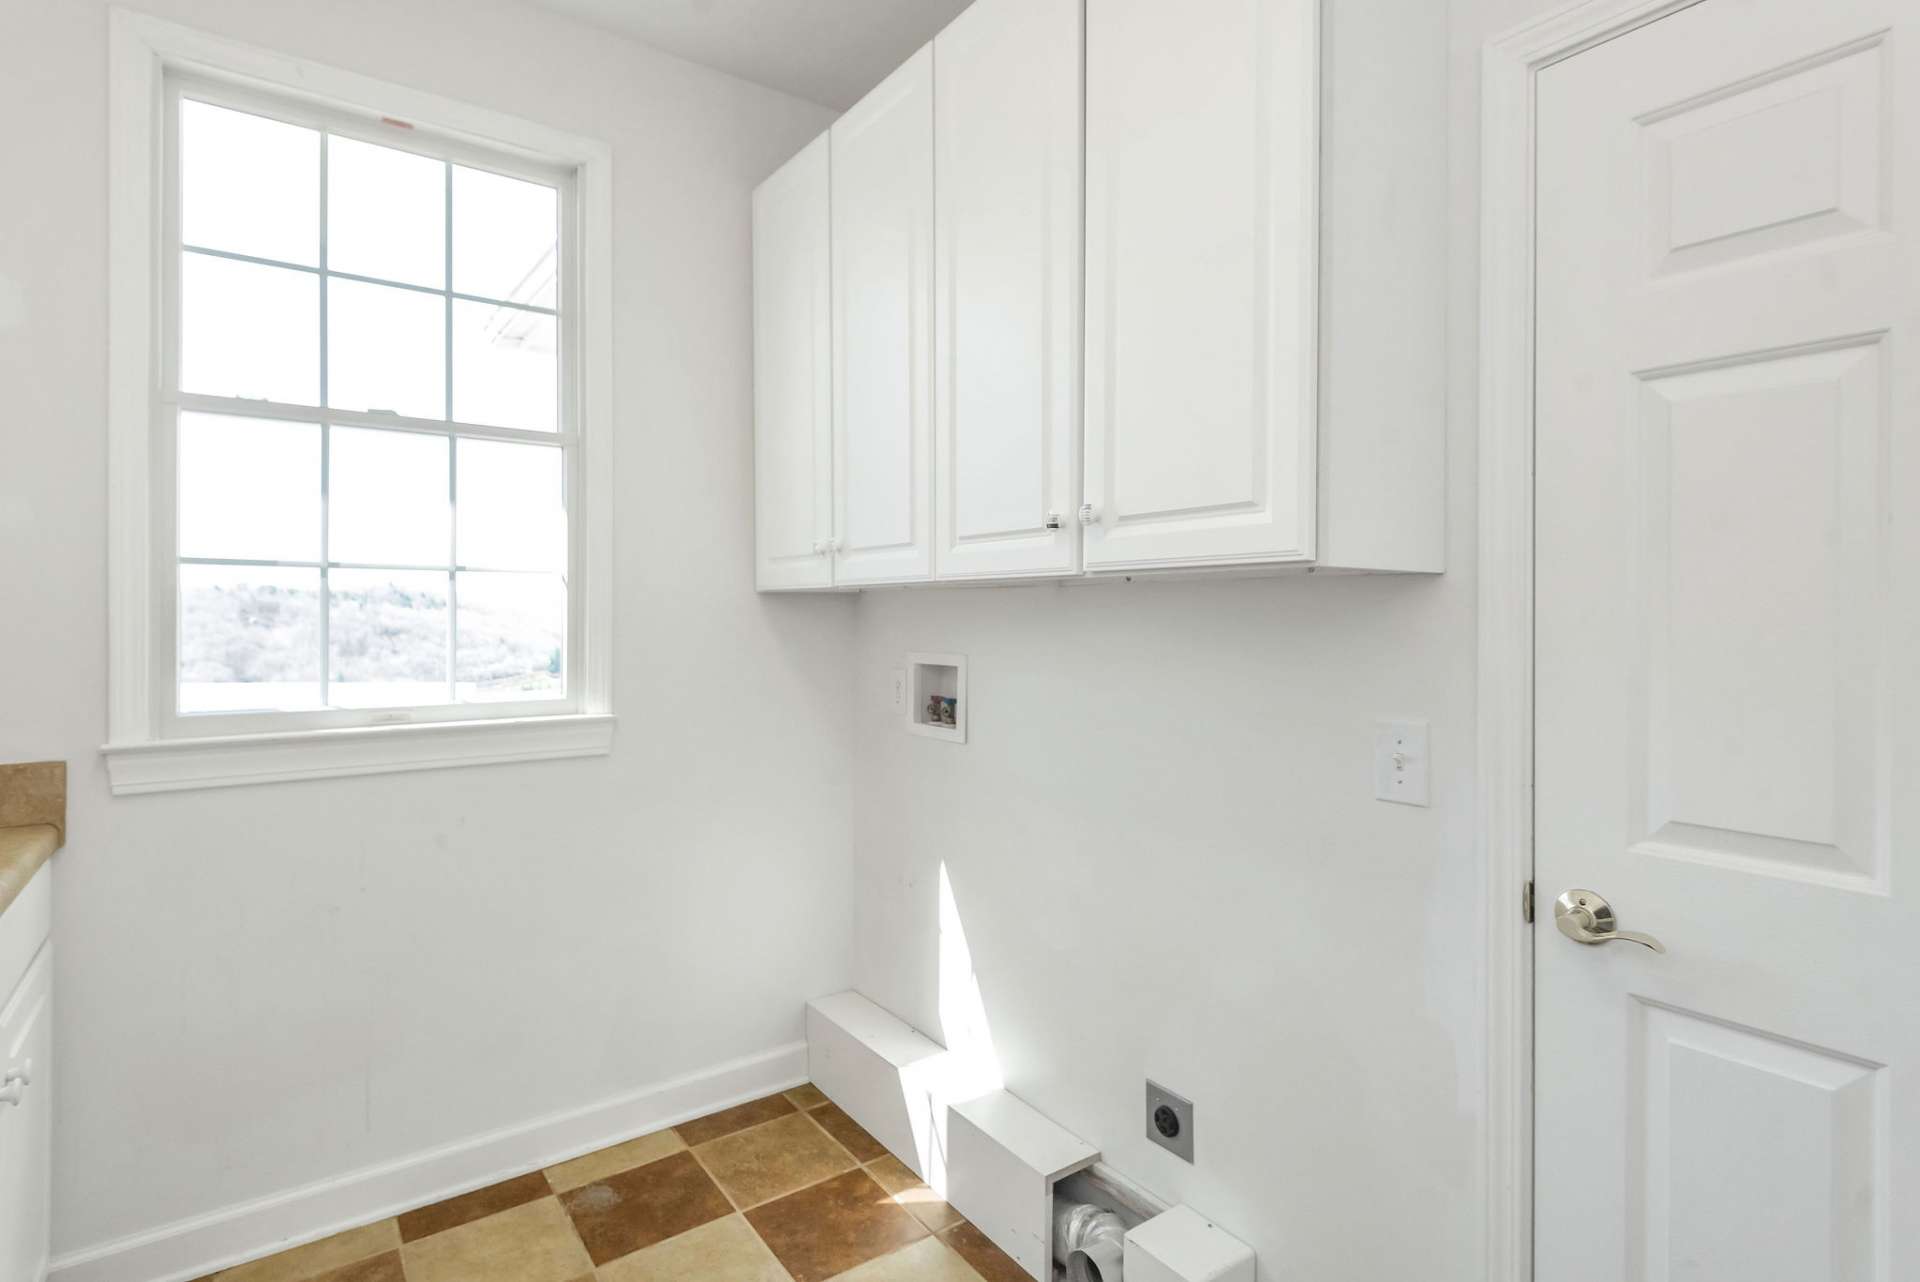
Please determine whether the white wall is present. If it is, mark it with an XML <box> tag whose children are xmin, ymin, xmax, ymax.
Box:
<box><xmin>848</xmin><ymin>2</ymin><xmax>1490</xmax><ymax>1278</ymax></box>
<box><xmin>0</xmin><ymin>0</ymin><xmax>853</xmax><ymax>1263</ymax></box>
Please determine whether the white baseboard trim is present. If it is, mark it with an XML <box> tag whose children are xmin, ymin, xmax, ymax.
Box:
<box><xmin>50</xmin><ymin>1041</ymin><xmax>807</xmax><ymax>1282</ymax></box>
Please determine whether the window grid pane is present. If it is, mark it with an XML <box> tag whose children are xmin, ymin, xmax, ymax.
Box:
<box><xmin>175</xmin><ymin>91</ymin><xmax>569</xmax><ymax>720</ymax></box>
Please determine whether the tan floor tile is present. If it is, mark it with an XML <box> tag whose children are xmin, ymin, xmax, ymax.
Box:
<box><xmin>938</xmin><ymin>1222</ymin><xmax>1028</xmax><ymax>1282</ymax></box>
<box><xmin>696</xmin><ymin>1111</ymin><xmax>858</xmax><ymax>1208</ymax></box>
<box><xmin>784</xmin><ymin>1084</ymin><xmax>830</xmax><ymax>1110</ymax></box>
<box><xmin>401</xmin><ymin>1198</ymin><xmax>591</xmax><ymax>1282</ymax></box>
<box><xmin>559</xmin><ymin>1148</ymin><xmax>734</xmax><ymax>1265</ymax></box>
<box><xmin>308</xmin><ymin>1251</ymin><xmax>404</xmax><ymax>1282</ymax></box>
<box><xmin>862</xmin><ymin>1156</ymin><xmax>963</xmax><ymax>1233</ymax></box>
<box><xmin>546</xmin><ymin>1129</ymin><xmax>687</xmax><ymax>1193</ymax></box>
<box><xmin>596</xmin><ymin>1214</ymin><xmax>793</xmax><ymax>1282</ymax></box>
<box><xmin>214</xmin><ymin>1220</ymin><xmax>400</xmax><ymax>1282</ymax></box>
<box><xmin>826</xmin><ymin>1235</ymin><xmax>986</xmax><ymax>1282</ymax></box>
<box><xmin>398</xmin><ymin>1170</ymin><xmax>553</xmax><ymax>1242</ymax></box>
<box><xmin>806</xmin><ymin>1104</ymin><xmax>887</xmax><ymax>1164</ymax></box>
<box><xmin>745</xmin><ymin>1169</ymin><xmax>926</xmax><ymax>1282</ymax></box>
<box><xmin>676</xmin><ymin>1094</ymin><xmax>798</xmax><ymax>1146</ymax></box>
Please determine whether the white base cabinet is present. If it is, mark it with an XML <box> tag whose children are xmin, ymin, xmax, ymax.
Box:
<box><xmin>0</xmin><ymin>866</ymin><xmax>52</xmax><ymax>1282</ymax></box>
<box><xmin>750</xmin><ymin>0</ymin><xmax>1443</xmax><ymax>590</ymax></box>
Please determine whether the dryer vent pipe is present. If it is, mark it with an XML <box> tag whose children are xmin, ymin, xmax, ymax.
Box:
<box><xmin>1054</xmin><ymin>1202</ymin><xmax>1127</xmax><ymax>1282</ymax></box>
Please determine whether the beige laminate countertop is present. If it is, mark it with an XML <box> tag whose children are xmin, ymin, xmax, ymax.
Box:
<box><xmin>0</xmin><ymin>824</ymin><xmax>58</xmax><ymax>920</ymax></box>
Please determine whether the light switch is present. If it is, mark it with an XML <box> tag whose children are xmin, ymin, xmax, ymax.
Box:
<box><xmin>890</xmin><ymin>668</ymin><xmax>906</xmax><ymax>710</ymax></box>
<box><xmin>1374</xmin><ymin>719</ymin><xmax>1429</xmax><ymax>806</ymax></box>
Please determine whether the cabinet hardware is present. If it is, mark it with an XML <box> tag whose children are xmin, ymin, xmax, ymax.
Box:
<box><xmin>1078</xmin><ymin>503</ymin><xmax>1097</xmax><ymax>526</ymax></box>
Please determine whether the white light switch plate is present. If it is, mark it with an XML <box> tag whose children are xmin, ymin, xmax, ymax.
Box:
<box><xmin>889</xmin><ymin>668</ymin><xmax>906</xmax><ymax>710</ymax></box>
<box><xmin>1374</xmin><ymin>719</ymin><xmax>1429</xmax><ymax>806</ymax></box>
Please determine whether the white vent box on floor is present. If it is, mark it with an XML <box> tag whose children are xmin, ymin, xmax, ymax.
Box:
<box><xmin>1124</xmin><ymin>1205</ymin><xmax>1256</xmax><ymax>1282</ymax></box>
<box><xmin>805</xmin><ymin>992</ymin><xmax>949</xmax><ymax>1178</ymax></box>
<box><xmin>948</xmin><ymin>1090</ymin><xmax>1100</xmax><ymax>1280</ymax></box>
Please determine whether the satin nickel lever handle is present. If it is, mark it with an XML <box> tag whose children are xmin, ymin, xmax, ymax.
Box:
<box><xmin>1553</xmin><ymin>889</ymin><xmax>1665</xmax><ymax>953</ymax></box>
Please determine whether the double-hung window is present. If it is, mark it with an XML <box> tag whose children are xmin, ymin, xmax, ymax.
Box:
<box><xmin>106</xmin><ymin>16</ymin><xmax>612</xmax><ymax>792</ymax></box>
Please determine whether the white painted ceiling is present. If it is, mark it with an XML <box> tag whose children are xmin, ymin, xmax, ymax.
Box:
<box><xmin>525</xmin><ymin>0</ymin><xmax>975</xmax><ymax>109</ymax></box>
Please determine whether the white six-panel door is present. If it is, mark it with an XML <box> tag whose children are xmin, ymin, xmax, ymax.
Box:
<box><xmin>1535</xmin><ymin>1</ymin><xmax>1918</xmax><ymax>1276</ymax></box>
<box><xmin>1082</xmin><ymin>0</ymin><xmax>1319</xmax><ymax>572</ymax></box>
<box><xmin>752</xmin><ymin>135</ymin><xmax>834</xmax><ymax>591</ymax></box>
<box><xmin>932</xmin><ymin>0</ymin><xmax>1082</xmax><ymax>580</ymax></box>
<box><xmin>832</xmin><ymin>46</ymin><xmax>934</xmax><ymax>585</ymax></box>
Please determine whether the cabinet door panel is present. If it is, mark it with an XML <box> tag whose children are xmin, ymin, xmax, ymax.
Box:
<box><xmin>832</xmin><ymin>46</ymin><xmax>935</xmax><ymax>585</ymax></box>
<box><xmin>1084</xmin><ymin>0</ymin><xmax>1319</xmax><ymax>570</ymax></box>
<box><xmin>753</xmin><ymin>134</ymin><xmax>834</xmax><ymax>591</ymax></box>
<box><xmin>0</xmin><ymin>947</ymin><xmax>51</xmax><ymax>1282</ymax></box>
<box><xmin>933</xmin><ymin>0</ymin><xmax>1082</xmax><ymax>580</ymax></box>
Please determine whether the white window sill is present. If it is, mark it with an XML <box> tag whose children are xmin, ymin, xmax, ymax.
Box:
<box><xmin>102</xmin><ymin>713</ymin><xmax>615</xmax><ymax>795</ymax></box>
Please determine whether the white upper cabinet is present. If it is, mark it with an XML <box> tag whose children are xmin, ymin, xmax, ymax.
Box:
<box><xmin>932</xmin><ymin>0</ymin><xmax>1083</xmax><ymax>580</ymax></box>
<box><xmin>1083</xmin><ymin>0</ymin><xmax>1321</xmax><ymax>572</ymax></box>
<box><xmin>751</xmin><ymin>0</ymin><xmax>1443</xmax><ymax>590</ymax></box>
<box><xmin>752</xmin><ymin>135</ymin><xmax>834</xmax><ymax>591</ymax></box>
<box><xmin>832</xmin><ymin>47</ymin><xmax>935</xmax><ymax>585</ymax></box>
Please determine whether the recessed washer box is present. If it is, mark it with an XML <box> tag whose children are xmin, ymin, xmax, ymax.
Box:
<box><xmin>905</xmin><ymin>652</ymin><xmax>967</xmax><ymax>742</ymax></box>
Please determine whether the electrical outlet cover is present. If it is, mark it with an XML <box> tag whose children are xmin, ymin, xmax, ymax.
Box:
<box><xmin>1146</xmin><ymin>1080</ymin><xmax>1194</xmax><ymax>1162</ymax></box>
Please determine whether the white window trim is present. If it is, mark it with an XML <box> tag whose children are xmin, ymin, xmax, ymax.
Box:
<box><xmin>104</xmin><ymin>9</ymin><xmax>616</xmax><ymax>794</ymax></box>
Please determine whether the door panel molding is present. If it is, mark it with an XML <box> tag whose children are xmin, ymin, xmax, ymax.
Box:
<box><xmin>1478</xmin><ymin>4</ymin><xmax>1709</xmax><ymax>1281</ymax></box>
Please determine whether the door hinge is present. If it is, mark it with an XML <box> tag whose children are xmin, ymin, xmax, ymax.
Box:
<box><xmin>1522</xmin><ymin>880</ymin><xmax>1535</xmax><ymax>924</ymax></box>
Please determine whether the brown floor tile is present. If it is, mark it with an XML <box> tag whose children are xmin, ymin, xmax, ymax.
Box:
<box><xmin>545</xmin><ymin>1129</ymin><xmax>686</xmax><ymax>1193</ymax></box>
<box><xmin>676</xmin><ymin>1093</ymin><xmax>798</xmax><ymax>1146</ymax></box>
<box><xmin>596</xmin><ymin>1214</ymin><xmax>793</xmax><ymax>1282</ymax></box>
<box><xmin>309</xmin><ymin>1251</ymin><xmax>405</xmax><ymax>1282</ymax></box>
<box><xmin>401</xmin><ymin>1198</ymin><xmax>592</xmax><ymax>1282</ymax></box>
<box><xmin>214</xmin><ymin>1221</ymin><xmax>401</xmax><ymax>1282</ymax></box>
<box><xmin>784</xmin><ymin>1083</ymin><xmax>830</xmax><ymax>1110</ymax></box>
<box><xmin>559</xmin><ymin>1148</ymin><xmax>734</xmax><ymax>1265</ymax></box>
<box><xmin>745</xmin><ymin>1169</ymin><xmax>927</xmax><ymax>1282</ymax></box>
<box><xmin>939</xmin><ymin>1222</ymin><xmax>1028</xmax><ymax>1282</ymax></box>
<box><xmin>863</xmin><ymin>1155</ymin><xmax>964</xmax><ymax>1233</ymax></box>
<box><xmin>806</xmin><ymin>1103</ymin><xmax>887</xmax><ymax>1163</ymax></box>
<box><xmin>398</xmin><ymin>1170</ymin><xmax>553</xmax><ymax>1242</ymax></box>
<box><xmin>694</xmin><ymin>1110</ymin><xmax>857</xmax><ymax>1208</ymax></box>
<box><xmin>828</xmin><ymin>1236</ymin><xmax>986</xmax><ymax>1282</ymax></box>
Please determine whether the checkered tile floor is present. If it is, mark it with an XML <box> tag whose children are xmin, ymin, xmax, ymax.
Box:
<box><xmin>195</xmin><ymin>1085</ymin><xmax>1030</xmax><ymax>1282</ymax></box>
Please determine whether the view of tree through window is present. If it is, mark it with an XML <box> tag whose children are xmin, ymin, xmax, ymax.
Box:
<box><xmin>172</xmin><ymin>92</ymin><xmax>570</xmax><ymax>716</ymax></box>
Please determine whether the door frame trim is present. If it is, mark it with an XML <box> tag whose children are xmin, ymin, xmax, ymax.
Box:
<box><xmin>1477</xmin><ymin>2</ymin><xmax>1705</xmax><ymax>1278</ymax></box>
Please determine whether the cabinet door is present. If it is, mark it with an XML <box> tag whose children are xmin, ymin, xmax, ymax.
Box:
<box><xmin>933</xmin><ymin>0</ymin><xmax>1082</xmax><ymax>580</ymax></box>
<box><xmin>0</xmin><ymin>947</ymin><xmax>51</xmax><ymax>1282</ymax></box>
<box><xmin>1083</xmin><ymin>0</ymin><xmax>1319</xmax><ymax>571</ymax></box>
<box><xmin>832</xmin><ymin>46</ymin><xmax>934</xmax><ymax>585</ymax></box>
<box><xmin>753</xmin><ymin>134</ymin><xmax>834</xmax><ymax>591</ymax></box>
